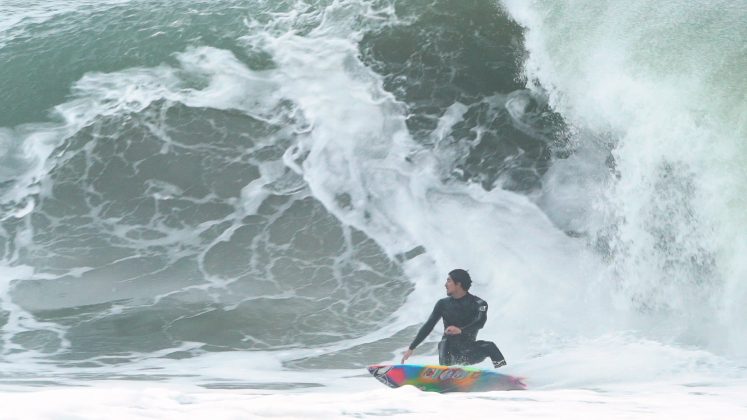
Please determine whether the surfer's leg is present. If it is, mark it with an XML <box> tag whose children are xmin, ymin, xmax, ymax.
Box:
<box><xmin>471</xmin><ymin>340</ymin><xmax>506</xmax><ymax>368</ymax></box>
<box><xmin>438</xmin><ymin>339</ymin><xmax>454</xmax><ymax>366</ymax></box>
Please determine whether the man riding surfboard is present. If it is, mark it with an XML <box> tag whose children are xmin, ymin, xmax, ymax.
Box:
<box><xmin>401</xmin><ymin>269</ymin><xmax>506</xmax><ymax>368</ymax></box>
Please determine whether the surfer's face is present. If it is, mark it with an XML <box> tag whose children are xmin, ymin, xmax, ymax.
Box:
<box><xmin>445</xmin><ymin>276</ymin><xmax>457</xmax><ymax>296</ymax></box>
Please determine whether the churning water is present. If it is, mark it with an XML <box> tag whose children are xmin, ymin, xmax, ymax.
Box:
<box><xmin>0</xmin><ymin>0</ymin><xmax>745</xmax><ymax>417</ymax></box>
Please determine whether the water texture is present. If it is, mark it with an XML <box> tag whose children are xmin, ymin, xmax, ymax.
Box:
<box><xmin>0</xmin><ymin>0</ymin><xmax>745</xmax><ymax>394</ymax></box>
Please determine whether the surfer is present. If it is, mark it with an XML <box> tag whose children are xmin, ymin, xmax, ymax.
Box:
<box><xmin>401</xmin><ymin>269</ymin><xmax>507</xmax><ymax>368</ymax></box>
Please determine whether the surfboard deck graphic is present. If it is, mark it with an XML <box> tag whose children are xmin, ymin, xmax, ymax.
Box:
<box><xmin>367</xmin><ymin>364</ymin><xmax>526</xmax><ymax>392</ymax></box>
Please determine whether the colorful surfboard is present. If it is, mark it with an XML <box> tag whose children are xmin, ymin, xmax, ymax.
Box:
<box><xmin>368</xmin><ymin>364</ymin><xmax>526</xmax><ymax>392</ymax></box>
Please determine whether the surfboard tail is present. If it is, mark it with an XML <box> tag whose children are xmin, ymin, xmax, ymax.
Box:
<box><xmin>511</xmin><ymin>376</ymin><xmax>528</xmax><ymax>390</ymax></box>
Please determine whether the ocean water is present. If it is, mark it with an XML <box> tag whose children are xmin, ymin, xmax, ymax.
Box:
<box><xmin>0</xmin><ymin>0</ymin><xmax>745</xmax><ymax>418</ymax></box>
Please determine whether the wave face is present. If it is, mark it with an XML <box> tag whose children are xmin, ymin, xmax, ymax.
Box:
<box><xmin>0</xmin><ymin>0</ymin><xmax>744</xmax><ymax>380</ymax></box>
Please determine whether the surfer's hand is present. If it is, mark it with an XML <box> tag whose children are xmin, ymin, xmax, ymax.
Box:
<box><xmin>445</xmin><ymin>326</ymin><xmax>462</xmax><ymax>335</ymax></box>
<box><xmin>401</xmin><ymin>348</ymin><xmax>413</xmax><ymax>364</ymax></box>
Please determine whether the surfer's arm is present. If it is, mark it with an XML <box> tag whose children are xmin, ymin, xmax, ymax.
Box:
<box><xmin>461</xmin><ymin>299</ymin><xmax>488</xmax><ymax>335</ymax></box>
<box><xmin>408</xmin><ymin>301</ymin><xmax>443</xmax><ymax>350</ymax></box>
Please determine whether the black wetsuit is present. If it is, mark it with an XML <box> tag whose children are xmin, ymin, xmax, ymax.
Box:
<box><xmin>409</xmin><ymin>293</ymin><xmax>506</xmax><ymax>367</ymax></box>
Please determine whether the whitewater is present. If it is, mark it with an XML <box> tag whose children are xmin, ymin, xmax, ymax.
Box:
<box><xmin>0</xmin><ymin>0</ymin><xmax>745</xmax><ymax>418</ymax></box>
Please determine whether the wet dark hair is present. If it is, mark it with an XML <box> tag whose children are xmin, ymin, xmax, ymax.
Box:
<box><xmin>448</xmin><ymin>269</ymin><xmax>472</xmax><ymax>291</ymax></box>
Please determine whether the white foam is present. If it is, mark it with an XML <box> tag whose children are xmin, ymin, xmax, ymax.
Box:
<box><xmin>501</xmin><ymin>0</ymin><xmax>747</xmax><ymax>357</ymax></box>
<box><xmin>1</xmin><ymin>378</ymin><xmax>747</xmax><ymax>419</ymax></box>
